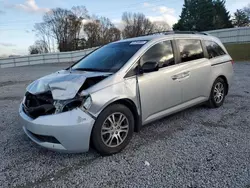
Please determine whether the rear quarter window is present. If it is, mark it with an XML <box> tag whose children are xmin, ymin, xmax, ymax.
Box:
<box><xmin>205</xmin><ymin>40</ymin><xmax>226</xmax><ymax>59</ymax></box>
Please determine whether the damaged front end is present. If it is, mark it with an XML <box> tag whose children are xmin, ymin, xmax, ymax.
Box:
<box><xmin>23</xmin><ymin>91</ymin><xmax>55</xmax><ymax>119</ymax></box>
<box><xmin>22</xmin><ymin>70</ymin><xmax>111</xmax><ymax>119</ymax></box>
<box><xmin>23</xmin><ymin>91</ymin><xmax>90</xmax><ymax>119</ymax></box>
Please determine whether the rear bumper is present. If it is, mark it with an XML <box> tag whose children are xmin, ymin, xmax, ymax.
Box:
<box><xmin>19</xmin><ymin>105</ymin><xmax>95</xmax><ymax>153</ymax></box>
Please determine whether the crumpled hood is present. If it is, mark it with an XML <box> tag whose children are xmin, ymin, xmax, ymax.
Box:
<box><xmin>27</xmin><ymin>70</ymin><xmax>111</xmax><ymax>100</ymax></box>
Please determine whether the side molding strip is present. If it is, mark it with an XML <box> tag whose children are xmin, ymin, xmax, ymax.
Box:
<box><xmin>211</xmin><ymin>61</ymin><xmax>230</xmax><ymax>66</ymax></box>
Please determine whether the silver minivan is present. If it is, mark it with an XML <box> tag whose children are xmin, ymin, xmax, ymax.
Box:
<box><xmin>19</xmin><ymin>32</ymin><xmax>234</xmax><ymax>155</ymax></box>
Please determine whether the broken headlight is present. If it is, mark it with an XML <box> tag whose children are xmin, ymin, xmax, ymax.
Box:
<box><xmin>54</xmin><ymin>99</ymin><xmax>81</xmax><ymax>113</ymax></box>
<box><xmin>82</xmin><ymin>95</ymin><xmax>92</xmax><ymax>110</ymax></box>
<box><xmin>54</xmin><ymin>95</ymin><xmax>92</xmax><ymax>114</ymax></box>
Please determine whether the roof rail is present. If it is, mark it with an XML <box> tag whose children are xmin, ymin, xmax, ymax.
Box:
<box><xmin>143</xmin><ymin>30</ymin><xmax>209</xmax><ymax>36</ymax></box>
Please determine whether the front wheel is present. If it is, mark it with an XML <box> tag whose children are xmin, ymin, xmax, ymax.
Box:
<box><xmin>91</xmin><ymin>104</ymin><xmax>134</xmax><ymax>156</ymax></box>
<box><xmin>207</xmin><ymin>77</ymin><xmax>226</xmax><ymax>108</ymax></box>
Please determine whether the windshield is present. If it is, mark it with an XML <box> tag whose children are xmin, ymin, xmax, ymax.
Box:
<box><xmin>72</xmin><ymin>41</ymin><xmax>147</xmax><ymax>72</ymax></box>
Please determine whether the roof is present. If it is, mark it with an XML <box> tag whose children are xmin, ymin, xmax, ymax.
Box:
<box><xmin>117</xmin><ymin>32</ymin><xmax>216</xmax><ymax>43</ymax></box>
<box><xmin>119</xmin><ymin>34</ymin><xmax>166</xmax><ymax>42</ymax></box>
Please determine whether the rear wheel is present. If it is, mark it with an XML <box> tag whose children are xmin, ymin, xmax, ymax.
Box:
<box><xmin>91</xmin><ymin>104</ymin><xmax>134</xmax><ymax>156</ymax></box>
<box><xmin>207</xmin><ymin>77</ymin><xmax>226</xmax><ymax>108</ymax></box>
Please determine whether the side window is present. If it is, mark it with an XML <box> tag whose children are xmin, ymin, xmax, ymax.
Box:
<box><xmin>177</xmin><ymin>39</ymin><xmax>204</xmax><ymax>63</ymax></box>
<box><xmin>141</xmin><ymin>41</ymin><xmax>175</xmax><ymax>68</ymax></box>
<box><xmin>205</xmin><ymin>40</ymin><xmax>226</xmax><ymax>59</ymax></box>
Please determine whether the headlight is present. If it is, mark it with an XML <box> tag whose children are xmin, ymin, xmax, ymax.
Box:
<box><xmin>82</xmin><ymin>95</ymin><xmax>92</xmax><ymax>110</ymax></box>
<box><xmin>54</xmin><ymin>99</ymin><xmax>82</xmax><ymax>113</ymax></box>
<box><xmin>54</xmin><ymin>95</ymin><xmax>92</xmax><ymax>113</ymax></box>
<box><xmin>63</xmin><ymin>100</ymin><xmax>82</xmax><ymax>112</ymax></box>
<box><xmin>22</xmin><ymin>96</ymin><xmax>26</xmax><ymax>104</ymax></box>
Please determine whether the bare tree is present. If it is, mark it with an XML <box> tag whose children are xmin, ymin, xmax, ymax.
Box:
<box><xmin>29</xmin><ymin>40</ymin><xmax>49</xmax><ymax>54</ymax></box>
<box><xmin>99</xmin><ymin>17</ymin><xmax>114</xmax><ymax>44</ymax></box>
<box><xmin>98</xmin><ymin>17</ymin><xmax>121</xmax><ymax>45</ymax></box>
<box><xmin>106</xmin><ymin>27</ymin><xmax>121</xmax><ymax>43</ymax></box>
<box><xmin>70</xmin><ymin>6</ymin><xmax>90</xmax><ymax>49</ymax></box>
<box><xmin>84</xmin><ymin>17</ymin><xmax>121</xmax><ymax>48</ymax></box>
<box><xmin>41</xmin><ymin>8</ymin><xmax>70</xmax><ymax>51</ymax></box>
<box><xmin>35</xmin><ymin>6</ymin><xmax>89</xmax><ymax>52</ymax></box>
<box><xmin>34</xmin><ymin>6</ymin><xmax>121</xmax><ymax>51</ymax></box>
<box><xmin>84</xmin><ymin>21</ymin><xmax>101</xmax><ymax>48</ymax></box>
<box><xmin>122</xmin><ymin>12</ymin><xmax>155</xmax><ymax>38</ymax></box>
<box><xmin>34</xmin><ymin>22</ymin><xmax>53</xmax><ymax>52</ymax></box>
<box><xmin>152</xmin><ymin>21</ymin><xmax>171</xmax><ymax>32</ymax></box>
<box><xmin>71</xmin><ymin>6</ymin><xmax>89</xmax><ymax>18</ymax></box>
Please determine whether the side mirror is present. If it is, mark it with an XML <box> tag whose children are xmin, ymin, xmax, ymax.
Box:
<box><xmin>141</xmin><ymin>61</ymin><xmax>159</xmax><ymax>73</ymax></box>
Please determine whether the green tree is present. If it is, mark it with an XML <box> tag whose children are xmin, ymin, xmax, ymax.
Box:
<box><xmin>243</xmin><ymin>4</ymin><xmax>250</xmax><ymax>18</ymax></box>
<box><xmin>173</xmin><ymin>0</ymin><xmax>233</xmax><ymax>31</ymax></box>
<box><xmin>213</xmin><ymin>0</ymin><xmax>233</xmax><ymax>29</ymax></box>
<box><xmin>233</xmin><ymin>9</ymin><xmax>250</xmax><ymax>27</ymax></box>
<box><xmin>173</xmin><ymin>0</ymin><xmax>215</xmax><ymax>31</ymax></box>
<box><xmin>172</xmin><ymin>0</ymin><xmax>190</xmax><ymax>31</ymax></box>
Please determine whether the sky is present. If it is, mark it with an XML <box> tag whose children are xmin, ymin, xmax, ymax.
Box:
<box><xmin>0</xmin><ymin>0</ymin><xmax>249</xmax><ymax>57</ymax></box>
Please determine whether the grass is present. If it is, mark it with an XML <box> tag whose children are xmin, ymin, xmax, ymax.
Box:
<box><xmin>224</xmin><ymin>43</ymin><xmax>250</xmax><ymax>61</ymax></box>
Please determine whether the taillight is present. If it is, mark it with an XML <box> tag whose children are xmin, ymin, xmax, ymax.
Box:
<box><xmin>231</xmin><ymin>60</ymin><xmax>234</xmax><ymax>64</ymax></box>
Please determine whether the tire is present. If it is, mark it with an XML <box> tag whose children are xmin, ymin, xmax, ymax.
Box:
<box><xmin>91</xmin><ymin>104</ymin><xmax>134</xmax><ymax>156</ymax></box>
<box><xmin>207</xmin><ymin>77</ymin><xmax>226</xmax><ymax>108</ymax></box>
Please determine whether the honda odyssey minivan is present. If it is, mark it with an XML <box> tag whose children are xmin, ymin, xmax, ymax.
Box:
<box><xmin>19</xmin><ymin>32</ymin><xmax>234</xmax><ymax>155</ymax></box>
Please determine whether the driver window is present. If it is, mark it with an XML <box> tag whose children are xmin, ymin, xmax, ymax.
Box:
<box><xmin>141</xmin><ymin>41</ymin><xmax>175</xmax><ymax>68</ymax></box>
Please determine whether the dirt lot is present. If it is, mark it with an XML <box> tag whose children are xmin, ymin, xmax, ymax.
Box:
<box><xmin>0</xmin><ymin>62</ymin><xmax>250</xmax><ymax>188</ymax></box>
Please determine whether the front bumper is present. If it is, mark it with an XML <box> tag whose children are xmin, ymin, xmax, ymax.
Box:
<box><xmin>19</xmin><ymin>105</ymin><xmax>95</xmax><ymax>153</ymax></box>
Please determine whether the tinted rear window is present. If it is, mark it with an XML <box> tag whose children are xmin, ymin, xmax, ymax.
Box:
<box><xmin>177</xmin><ymin>39</ymin><xmax>204</xmax><ymax>63</ymax></box>
<box><xmin>205</xmin><ymin>40</ymin><xmax>226</xmax><ymax>59</ymax></box>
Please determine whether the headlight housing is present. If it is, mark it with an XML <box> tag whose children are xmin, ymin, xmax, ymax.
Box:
<box><xmin>82</xmin><ymin>95</ymin><xmax>92</xmax><ymax>110</ymax></box>
<box><xmin>54</xmin><ymin>95</ymin><xmax>92</xmax><ymax>114</ymax></box>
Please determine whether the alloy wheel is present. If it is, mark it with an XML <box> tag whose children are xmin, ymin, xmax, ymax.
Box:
<box><xmin>101</xmin><ymin>112</ymin><xmax>129</xmax><ymax>147</ymax></box>
<box><xmin>213</xmin><ymin>82</ymin><xmax>224</xmax><ymax>104</ymax></box>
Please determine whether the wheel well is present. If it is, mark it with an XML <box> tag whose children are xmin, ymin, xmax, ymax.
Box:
<box><xmin>113</xmin><ymin>99</ymin><xmax>141</xmax><ymax>132</ymax></box>
<box><xmin>217</xmin><ymin>75</ymin><xmax>229</xmax><ymax>95</ymax></box>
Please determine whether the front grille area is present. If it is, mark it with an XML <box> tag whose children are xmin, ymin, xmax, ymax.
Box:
<box><xmin>28</xmin><ymin>130</ymin><xmax>60</xmax><ymax>144</ymax></box>
<box><xmin>23</xmin><ymin>91</ymin><xmax>55</xmax><ymax>119</ymax></box>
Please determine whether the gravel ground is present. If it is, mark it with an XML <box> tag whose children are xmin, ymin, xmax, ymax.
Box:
<box><xmin>0</xmin><ymin>62</ymin><xmax>250</xmax><ymax>188</ymax></box>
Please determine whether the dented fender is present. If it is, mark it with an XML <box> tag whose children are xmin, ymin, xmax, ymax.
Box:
<box><xmin>88</xmin><ymin>77</ymin><xmax>140</xmax><ymax>117</ymax></box>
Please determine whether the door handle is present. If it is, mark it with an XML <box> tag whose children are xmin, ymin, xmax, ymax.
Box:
<box><xmin>182</xmin><ymin>71</ymin><xmax>190</xmax><ymax>78</ymax></box>
<box><xmin>172</xmin><ymin>71</ymin><xmax>190</xmax><ymax>81</ymax></box>
<box><xmin>171</xmin><ymin>75</ymin><xmax>179</xmax><ymax>80</ymax></box>
<box><xmin>178</xmin><ymin>71</ymin><xmax>190</xmax><ymax>79</ymax></box>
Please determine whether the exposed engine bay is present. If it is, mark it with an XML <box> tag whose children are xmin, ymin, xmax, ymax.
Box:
<box><xmin>23</xmin><ymin>70</ymin><xmax>111</xmax><ymax>119</ymax></box>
